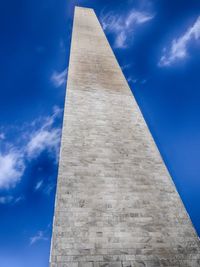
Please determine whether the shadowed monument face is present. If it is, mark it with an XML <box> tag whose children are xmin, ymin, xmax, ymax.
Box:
<box><xmin>49</xmin><ymin>6</ymin><xmax>200</xmax><ymax>267</ymax></box>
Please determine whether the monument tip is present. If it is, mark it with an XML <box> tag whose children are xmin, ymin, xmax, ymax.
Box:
<box><xmin>75</xmin><ymin>6</ymin><xmax>94</xmax><ymax>11</ymax></box>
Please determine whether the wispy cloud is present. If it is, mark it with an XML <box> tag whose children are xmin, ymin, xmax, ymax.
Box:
<box><xmin>26</xmin><ymin>128</ymin><xmax>60</xmax><ymax>159</ymax></box>
<box><xmin>51</xmin><ymin>68</ymin><xmax>68</xmax><ymax>88</ymax></box>
<box><xmin>14</xmin><ymin>195</ymin><xmax>24</xmax><ymax>203</ymax></box>
<box><xmin>0</xmin><ymin>106</ymin><xmax>62</xmax><ymax>189</ymax></box>
<box><xmin>26</xmin><ymin>108</ymin><xmax>61</xmax><ymax>160</ymax></box>
<box><xmin>29</xmin><ymin>231</ymin><xmax>48</xmax><ymax>245</ymax></box>
<box><xmin>0</xmin><ymin>151</ymin><xmax>25</xmax><ymax>189</ymax></box>
<box><xmin>121</xmin><ymin>63</ymin><xmax>132</xmax><ymax>70</ymax></box>
<box><xmin>127</xmin><ymin>76</ymin><xmax>138</xmax><ymax>84</ymax></box>
<box><xmin>34</xmin><ymin>180</ymin><xmax>43</xmax><ymax>191</ymax></box>
<box><xmin>0</xmin><ymin>195</ymin><xmax>24</xmax><ymax>204</ymax></box>
<box><xmin>43</xmin><ymin>182</ymin><xmax>55</xmax><ymax>195</ymax></box>
<box><xmin>0</xmin><ymin>196</ymin><xmax>13</xmax><ymax>204</ymax></box>
<box><xmin>100</xmin><ymin>9</ymin><xmax>154</xmax><ymax>48</ymax></box>
<box><xmin>159</xmin><ymin>16</ymin><xmax>200</xmax><ymax>67</ymax></box>
<box><xmin>34</xmin><ymin>179</ymin><xmax>55</xmax><ymax>195</ymax></box>
<box><xmin>0</xmin><ymin>133</ymin><xmax>5</xmax><ymax>140</ymax></box>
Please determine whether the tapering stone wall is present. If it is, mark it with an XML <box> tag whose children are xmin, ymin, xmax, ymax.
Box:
<box><xmin>50</xmin><ymin>6</ymin><xmax>200</xmax><ymax>267</ymax></box>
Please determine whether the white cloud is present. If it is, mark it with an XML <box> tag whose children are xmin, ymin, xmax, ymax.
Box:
<box><xmin>159</xmin><ymin>16</ymin><xmax>200</xmax><ymax>66</ymax></box>
<box><xmin>26</xmin><ymin>107</ymin><xmax>61</xmax><ymax>160</ymax></box>
<box><xmin>0</xmin><ymin>151</ymin><xmax>25</xmax><ymax>189</ymax></box>
<box><xmin>100</xmin><ymin>9</ymin><xmax>154</xmax><ymax>48</ymax></box>
<box><xmin>29</xmin><ymin>231</ymin><xmax>48</xmax><ymax>246</ymax></box>
<box><xmin>0</xmin><ymin>107</ymin><xmax>62</xmax><ymax>189</ymax></box>
<box><xmin>51</xmin><ymin>68</ymin><xmax>68</xmax><ymax>88</ymax></box>
<box><xmin>26</xmin><ymin>128</ymin><xmax>60</xmax><ymax>159</ymax></box>
<box><xmin>126</xmin><ymin>10</ymin><xmax>154</xmax><ymax>25</ymax></box>
<box><xmin>42</xmin><ymin>106</ymin><xmax>62</xmax><ymax>129</ymax></box>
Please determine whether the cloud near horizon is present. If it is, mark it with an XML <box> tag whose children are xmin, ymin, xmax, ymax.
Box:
<box><xmin>100</xmin><ymin>9</ymin><xmax>154</xmax><ymax>48</ymax></box>
<box><xmin>159</xmin><ymin>16</ymin><xmax>200</xmax><ymax>66</ymax></box>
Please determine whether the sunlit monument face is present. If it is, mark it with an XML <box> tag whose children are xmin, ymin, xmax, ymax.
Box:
<box><xmin>50</xmin><ymin>6</ymin><xmax>200</xmax><ymax>267</ymax></box>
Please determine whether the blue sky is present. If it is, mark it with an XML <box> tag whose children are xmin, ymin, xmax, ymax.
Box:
<box><xmin>0</xmin><ymin>0</ymin><xmax>200</xmax><ymax>266</ymax></box>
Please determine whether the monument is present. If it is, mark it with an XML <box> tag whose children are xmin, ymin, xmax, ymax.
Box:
<box><xmin>50</xmin><ymin>6</ymin><xmax>200</xmax><ymax>267</ymax></box>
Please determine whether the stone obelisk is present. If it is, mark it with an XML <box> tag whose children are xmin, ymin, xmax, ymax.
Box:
<box><xmin>50</xmin><ymin>6</ymin><xmax>200</xmax><ymax>267</ymax></box>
